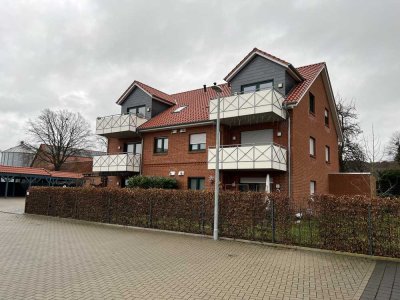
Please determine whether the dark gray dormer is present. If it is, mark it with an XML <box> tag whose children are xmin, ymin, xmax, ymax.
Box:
<box><xmin>229</xmin><ymin>55</ymin><xmax>298</xmax><ymax>95</ymax></box>
<box><xmin>120</xmin><ymin>87</ymin><xmax>171</xmax><ymax>119</ymax></box>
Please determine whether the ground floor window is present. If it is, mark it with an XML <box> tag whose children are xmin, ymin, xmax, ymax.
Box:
<box><xmin>310</xmin><ymin>180</ymin><xmax>316</xmax><ymax>195</ymax></box>
<box><xmin>188</xmin><ymin>177</ymin><xmax>205</xmax><ymax>190</ymax></box>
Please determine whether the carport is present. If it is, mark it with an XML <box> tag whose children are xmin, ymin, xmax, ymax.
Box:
<box><xmin>0</xmin><ymin>165</ymin><xmax>83</xmax><ymax>198</ymax></box>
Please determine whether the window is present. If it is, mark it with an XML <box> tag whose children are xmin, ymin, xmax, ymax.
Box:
<box><xmin>310</xmin><ymin>181</ymin><xmax>316</xmax><ymax>195</ymax></box>
<box><xmin>125</xmin><ymin>143</ymin><xmax>142</xmax><ymax>154</ymax></box>
<box><xmin>189</xmin><ymin>133</ymin><xmax>206</xmax><ymax>151</ymax></box>
<box><xmin>241</xmin><ymin>80</ymin><xmax>273</xmax><ymax>93</ymax></box>
<box><xmin>188</xmin><ymin>177</ymin><xmax>205</xmax><ymax>190</ymax></box>
<box><xmin>154</xmin><ymin>137</ymin><xmax>168</xmax><ymax>153</ymax></box>
<box><xmin>309</xmin><ymin>92</ymin><xmax>315</xmax><ymax>114</ymax></box>
<box><xmin>325</xmin><ymin>145</ymin><xmax>330</xmax><ymax>163</ymax></box>
<box><xmin>173</xmin><ymin>106</ymin><xmax>187</xmax><ymax>113</ymax></box>
<box><xmin>309</xmin><ymin>137</ymin><xmax>316</xmax><ymax>157</ymax></box>
<box><xmin>128</xmin><ymin>105</ymin><xmax>146</xmax><ymax>117</ymax></box>
<box><xmin>324</xmin><ymin>108</ymin><xmax>329</xmax><ymax>127</ymax></box>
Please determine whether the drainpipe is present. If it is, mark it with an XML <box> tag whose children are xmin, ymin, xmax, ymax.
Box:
<box><xmin>140</xmin><ymin>137</ymin><xmax>144</xmax><ymax>176</ymax></box>
<box><xmin>284</xmin><ymin>105</ymin><xmax>292</xmax><ymax>200</ymax></box>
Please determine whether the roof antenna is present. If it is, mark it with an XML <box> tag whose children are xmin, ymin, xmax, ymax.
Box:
<box><xmin>203</xmin><ymin>84</ymin><xmax>207</xmax><ymax>93</ymax></box>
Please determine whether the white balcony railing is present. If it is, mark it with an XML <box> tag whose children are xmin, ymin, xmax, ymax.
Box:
<box><xmin>92</xmin><ymin>153</ymin><xmax>141</xmax><ymax>173</ymax></box>
<box><xmin>208</xmin><ymin>143</ymin><xmax>287</xmax><ymax>171</ymax></box>
<box><xmin>95</xmin><ymin>113</ymin><xmax>147</xmax><ymax>136</ymax></box>
<box><xmin>209</xmin><ymin>88</ymin><xmax>286</xmax><ymax>121</ymax></box>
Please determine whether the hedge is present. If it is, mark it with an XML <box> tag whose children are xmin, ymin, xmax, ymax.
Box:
<box><xmin>25</xmin><ymin>187</ymin><xmax>400</xmax><ymax>258</ymax></box>
<box><xmin>126</xmin><ymin>176</ymin><xmax>178</xmax><ymax>189</ymax></box>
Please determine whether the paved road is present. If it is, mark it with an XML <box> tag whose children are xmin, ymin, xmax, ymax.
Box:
<box><xmin>0</xmin><ymin>198</ymin><xmax>388</xmax><ymax>299</ymax></box>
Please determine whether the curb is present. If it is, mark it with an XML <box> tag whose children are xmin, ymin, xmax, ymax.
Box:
<box><xmin>25</xmin><ymin>212</ymin><xmax>400</xmax><ymax>263</ymax></box>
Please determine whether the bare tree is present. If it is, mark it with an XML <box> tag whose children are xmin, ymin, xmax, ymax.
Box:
<box><xmin>93</xmin><ymin>135</ymin><xmax>108</xmax><ymax>152</ymax></box>
<box><xmin>362</xmin><ymin>124</ymin><xmax>384</xmax><ymax>174</ymax></box>
<box><xmin>27</xmin><ymin>109</ymin><xmax>92</xmax><ymax>171</ymax></box>
<box><xmin>385</xmin><ymin>130</ymin><xmax>400</xmax><ymax>164</ymax></box>
<box><xmin>336</xmin><ymin>95</ymin><xmax>366</xmax><ymax>172</ymax></box>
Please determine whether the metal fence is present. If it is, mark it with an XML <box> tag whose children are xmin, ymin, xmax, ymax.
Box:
<box><xmin>26</xmin><ymin>188</ymin><xmax>400</xmax><ymax>258</ymax></box>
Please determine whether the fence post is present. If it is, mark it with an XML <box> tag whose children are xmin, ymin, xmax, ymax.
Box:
<box><xmin>368</xmin><ymin>201</ymin><xmax>373</xmax><ymax>255</ymax></box>
<box><xmin>47</xmin><ymin>194</ymin><xmax>51</xmax><ymax>216</ymax></box>
<box><xmin>107</xmin><ymin>194</ymin><xmax>112</xmax><ymax>224</ymax></box>
<box><xmin>271</xmin><ymin>197</ymin><xmax>276</xmax><ymax>243</ymax></box>
<box><xmin>201</xmin><ymin>196</ymin><xmax>205</xmax><ymax>235</ymax></box>
<box><xmin>148</xmin><ymin>198</ymin><xmax>153</xmax><ymax>228</ymax></box>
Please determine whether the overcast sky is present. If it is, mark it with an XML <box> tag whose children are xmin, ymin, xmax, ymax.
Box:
<box><xmin>0</xmin><ymin>0</ymin><xmax>399</xmax><ymax>153</ymax></box>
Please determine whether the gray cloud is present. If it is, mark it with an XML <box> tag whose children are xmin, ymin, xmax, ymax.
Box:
<box><xmin>0</xmin><ymin>0</ymin><xmax>399</xmax><ymax>154</ymax></box>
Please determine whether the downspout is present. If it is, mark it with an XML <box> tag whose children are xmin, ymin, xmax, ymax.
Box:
<box><xmin>284</xmin><ymin>104</ymin><xmax>292</xmax><ymax>200</ymax></box>
<box><xmin>140</xmin><ymin>136</ymin><xmax>144</xmax><ymax>176</ymax></box>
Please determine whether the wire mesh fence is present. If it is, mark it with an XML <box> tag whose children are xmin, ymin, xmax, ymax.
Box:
<box><xmin>25</xmin><ymin>187</ymin><xmax>400</xmax><ymax>258</ymax></box>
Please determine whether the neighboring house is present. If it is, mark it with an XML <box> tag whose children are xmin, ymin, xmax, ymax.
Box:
<box><xmin>0</xmin><ymin>142</ymin><xmax>36</xmax><ymax>167</ymax></box>
<box><xmin>92</xmin><ymin>48</ymin><xmax>370</xmax><ymax>200</ymax></box>
<box><xmin>31</xmin><ymin>144</ymin><xmax>105</xmax><ymax>174</ymax></box>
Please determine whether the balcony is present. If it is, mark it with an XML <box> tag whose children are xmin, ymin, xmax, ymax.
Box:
<box><xmin>209</xmin><ymin>88</ymin><xmax>286</xmax><ymax>125</ymax></box>
<box><xmin>95</xmin><ymin>113</ymin><xmax>147</xmax><ymax>138</ymax></box>
<box><xmin>92</xmin><ymin>153</ymin><xmax>141</xmax><ymax>173</ymax></box>
<box><xmin>208</xmin><ymin>143</ymin><xmax>287</xmax><ymax>171</ymax></box>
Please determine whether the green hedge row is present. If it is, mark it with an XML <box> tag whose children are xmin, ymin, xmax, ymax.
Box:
<box><xmin>126</xmin><ymin>176</ymin><xmax>178</xmax><ymax>189</ymax></box>
<box><xmin>25</xmin><ymin>187</ymin><xmax>400</xmax><ymax>258</ymax></box>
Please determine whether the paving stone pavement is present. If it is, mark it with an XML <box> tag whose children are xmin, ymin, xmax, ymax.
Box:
<box><xmin>360</xmin><ymin>262</ymin><xmax>400</xmax><ymax>300</ymax></box>
<box><xmin>0</xmin><ymin>198</ymin><xmax>377</xmax><ymax>299</ymax></box>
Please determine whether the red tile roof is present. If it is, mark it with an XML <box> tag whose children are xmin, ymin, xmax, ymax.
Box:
<box><xmin>117</xmin><ymin>80</ymin><xmax>175</xmax><ymax>105</ymax></box>
<box><xmin>139</xmin><ymin>84</ymin><xmax>231</xmax><ymax>129</ymax></box>
<box><xmin>0</xmin><ymin>165</ymin><xmax>49</xmax><ymax>176</ymax></box>
<box><xmin>138</xmin><ymin>62</ymin><xmax>324</xmax><ymax>130</ymax></box>
<box><xmin>49</xmin><ymin>171</ymin><xmax>84</xmax><ymax>179</ymax></box>
<box><xmin>0</xmin><ymin>165</ymin><xmax>83</xmax><ymax>179</ymax></box>
<box><xmin>135</xmin><ymin>81</ymin><xmax>175</xmax><ymax>104</ymax></box>
<box><xmin>286</xmin><ymin>62</ymin><xmax>326</xmax><ymax>103</ymax></box>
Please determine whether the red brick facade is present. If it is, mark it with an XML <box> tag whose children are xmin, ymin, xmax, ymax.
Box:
<box><xmin>290</xmin><ymin>74</ymin><xmax>340</xmax><ymax>201</ymax></box>
<box><xmin>96</xmin><ymin>49</ymin><xmax>374</xmax><ymax>201</ymax></box>
<box><xmin>101</xmin><ymin>74</ymin><xmax>345</xmax><ymax>201</ymax></box>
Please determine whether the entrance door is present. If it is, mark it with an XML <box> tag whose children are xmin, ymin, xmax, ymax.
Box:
<box><xmin>241</xmin><ymin>129</ymin><xmax>273</xmax><ymax>145</ymax></box>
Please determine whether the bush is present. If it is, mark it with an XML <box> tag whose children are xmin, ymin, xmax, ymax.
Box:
<box><xmin>25</xmin><ymin>187</ymin><xmax>400</xmax><ymax>258</ymax></box>
<box><xmin>126</xmin><ymin>175</ymin><xmax>178</xmax><ymax>189</ymax></box>
<box><xmin>377</xmin><ymin>169</ymin><xmax>400</xmax><ymax>196</ymax></box>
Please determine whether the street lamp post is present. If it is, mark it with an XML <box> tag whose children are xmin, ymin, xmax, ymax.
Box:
<box><xmin>211</xmin><ymin>83</ymin><xmax>223</xmax><ymax>241</ymax></box>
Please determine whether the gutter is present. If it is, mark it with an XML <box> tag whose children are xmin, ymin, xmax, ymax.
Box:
<box><xmin>138</xmin><ymin>120</ymin><xmax>215</xmax><ymax>132</ymax></box>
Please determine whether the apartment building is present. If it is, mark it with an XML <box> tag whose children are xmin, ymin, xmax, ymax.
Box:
<box><xmin>93</xmin><ymin>48</ymin><xmax>344</xmax><ymax>200</ymax></box>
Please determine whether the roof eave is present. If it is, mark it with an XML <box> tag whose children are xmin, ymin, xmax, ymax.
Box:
<box><xmin>224</xmin><ymin>50</ymin><xmax>290</xmax><ymax>82</ymax></box>
<box><xmin>139</xmin><ymin>120</ymin><xmax>214</xmax><ymax>132</ymax></box>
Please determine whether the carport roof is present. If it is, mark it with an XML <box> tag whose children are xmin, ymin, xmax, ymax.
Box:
<box><xmin>0</xmin><ymin>165</ymin><xmax>83</xmax><ymax>179</ymax></box>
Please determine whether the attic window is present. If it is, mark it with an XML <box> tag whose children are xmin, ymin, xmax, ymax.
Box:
<box><xmin>173</xmin><ymin>106</ymin><xmax>187</xmax><ymax>113</ymax></box>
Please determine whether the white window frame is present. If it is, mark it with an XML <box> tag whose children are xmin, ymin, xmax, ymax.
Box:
<box><xmin>189</xmin><ymin>133</ymin><xmax>206</xmax><ymax>151</ymax></box>
<box><xmin>325</xmin><ymin>145</ymin><xmax>330</xmax><ymax>163</ymax></box>
<box><xmin>309</xmin><ymin>137</ymin><xmax>316</xmax><ymax>157</ymax></box>
<box><xmin>310</xmin><ymin>181</ymin><xmax>316</xmax><ymax>195</ymax></box>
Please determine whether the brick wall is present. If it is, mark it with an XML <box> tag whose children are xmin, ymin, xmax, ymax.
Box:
<box><xmin>101</xmin><ymin>74</ymin><xmax>343</xmax><ymax>202</ymax></box>
<box><xmin>141</xmin><ymin>126</ymin><xmax>216</xmax><ymax>189</ymax></box>
<box><xmin>329</xmin><ymin>173</ymin><xmax>376</xmax><ymax>197</ymax></box>
<box><xmin>291</xmin><ymin>74</ymin><xmax>340</xmax><ymax>201</ymax></box>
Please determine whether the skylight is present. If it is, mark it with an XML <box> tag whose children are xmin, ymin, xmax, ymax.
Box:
<box><xmin>173</xmin><ymin>106</ymin><xmax>187</xmax><ymax>113</ymax></box>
